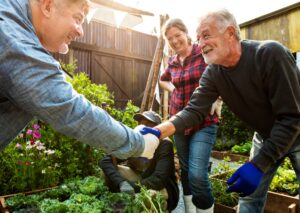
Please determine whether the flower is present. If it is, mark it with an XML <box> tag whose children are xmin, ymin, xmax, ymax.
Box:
<box><xmin>35</xmin><ymin>142</ymin><xmax>45</xmax><ymax>150</ymax></box>
<box><xmin>45</xmin><ymin>149</ymin><xmax>55</xmax><ymax>155</ymax></box>
<box><xmin>30</xmin><ymin>139</ymin><xmax>35</xmax><ymax>145</ymax></box>
<box><xmin>32</xmin><ymin>124</ymin><xmax>40</xmax><ymax>130</ymax></box>
<box><xmin>26</xmin><ymin>129</ymin><xmax>33</xmax><ymax>135</ymax></box>
<box><xmin>15</xmin><ymin>143</ymin><xmax>22</xmax><ymax>149</ymax></box>
<box><xmin>33</xmin><ymin>130</ymin><xmax>41</xmax><ymax>139</ymax></box>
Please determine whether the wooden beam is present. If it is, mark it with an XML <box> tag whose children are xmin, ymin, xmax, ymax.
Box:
<box><xmin>90</xmin><ymin>0</ymin><xmax>154</xmax><ymax>16</ymax></box>
<box><xmin>70</xmin><ymin>41</ymin><xmax>154</xmax><ymax>62</ymax></box>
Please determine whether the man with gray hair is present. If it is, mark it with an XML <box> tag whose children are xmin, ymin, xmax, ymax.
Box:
<box><xmin>0</xmin><ymin>0</ymin><xmax>160</xmax><ymax>160</ymax></box>
<box><xmin>144</xmin><ymin>8</ymin><xmax>300</xmax><ymax>213</ymax></box>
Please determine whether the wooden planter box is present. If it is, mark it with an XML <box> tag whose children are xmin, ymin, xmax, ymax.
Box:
<box><xmin>227</xmin><ymin>153</ymin><xmax>249</xmax><ymax>162</ymax></box>
<box><xmin>211</xmin><ymin>150</ymin><xmax>230</xmax><ymax>160</ymax></box>
<box><xmin>213</xmin><ymin>191</ymin><xmax>299</xmax><ymax>213</ymax></box>
<box><xmin>210</xmin><ymin>172</ymin><xmax>299</xmax><ymax>213</ymax></box>
<box><xmin>210</xmin><ymin>172</ymin><xmax>239</xmax><ymax>213</ymax></box>
<box><xmin>215</xmin><ymin>203</ymin><xmax>237</xmax><ymax>213</ymax></box>
<box><xmin>264</xmin><ymin>191</ymin><xmax>299</xmax><ymax>213</ymax></box>
<box><xmin>0</xmin><ymin>187</ymin><xmax>56</xmax><ymax>213</ymax></box>
<box><xmin>211</xmin><ymin>150</ymin><xmax>249</xmax><ymax>162</ymax></box>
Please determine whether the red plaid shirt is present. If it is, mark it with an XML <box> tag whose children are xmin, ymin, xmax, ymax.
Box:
<box><xmin>160</xmin><ymin>44</ymin><xmax>219</xmax><ymax>135</ymax></box>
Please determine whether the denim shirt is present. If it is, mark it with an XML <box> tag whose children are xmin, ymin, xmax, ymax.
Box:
<box><xmin>0</xmin><ymin>0</ymin><xmax>144</xmax><ymax>159</ymax></box>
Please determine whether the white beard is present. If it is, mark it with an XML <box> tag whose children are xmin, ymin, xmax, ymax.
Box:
<box><xmin>203</xmin><ymin>55</ymin><xmax>213</xmax><ymax>65</ymax></box>
<box><xmin>58</xmin><ymin>43</ymin><xmax>69</xmax><ymax>54</ymax></box>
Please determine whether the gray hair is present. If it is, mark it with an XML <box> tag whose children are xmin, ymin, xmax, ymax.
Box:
<box><xmin>201</xmin><ymin>9</ymin><xmax>241</xmax><ymax>40</ymax></box>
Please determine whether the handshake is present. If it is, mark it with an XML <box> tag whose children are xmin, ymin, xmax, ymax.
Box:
<box><xmin>134</xmin><ymin>125</ymin><xmax>161</xmax><ymax>159</ymax></box>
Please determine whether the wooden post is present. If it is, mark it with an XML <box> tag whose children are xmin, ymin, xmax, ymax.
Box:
<box><xmin>161</xmin><ymin>44</ymin><xmax>175</xmax><ymax>120</ymax></box>
<box><xmin>140</xmin><ymin>14</ymin><xmax>169</xmax><ymax>112</ymax></box>
<box><xmin>147</xmin><ymin>34</ymin><xmax>164</xmax><ymax>109</ymax></box>
<box><xmin>163</xmin><ymin>90</ymin><xmax>169</xmax><ymax>120</ymax></box>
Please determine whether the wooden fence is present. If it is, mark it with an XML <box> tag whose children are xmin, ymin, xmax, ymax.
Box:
<box><xmin>54</xmin><ymin>20</ymin><xmax>158</xmax><ymax>108</ymax></box>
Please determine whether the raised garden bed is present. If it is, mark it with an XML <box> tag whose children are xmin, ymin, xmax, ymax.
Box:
<box><xmin>0</xmin><ymin>187</ymin><xmax>56</xmax><ymax>213</ymax></box>
<box><xmin>264</xmin><ymin>191</ymin><xmax>299</xmax><ymax>213</ymax></box>
<box><xmin>0</xmin><ymin>176</ymin><xmax>168</xmax><ymax>213</ymax></box>
<box><xmin>215</xmin><ymin>202</ymin><xmax>237</xmax><ymax>213</ymax></box>
<box><xmin>210</xmin><ymin>171</ymin><xmax>239</xmax><ymax>213</ymax></box>
<box><xmin>211</xmin><ymin>150</ymin><xmax>249</xmax><ymax>162</ymax></box>
<box><xmin>210</xmin><ymin>166</ymin><xmax>299</xmax><ymax>213</ymax></box>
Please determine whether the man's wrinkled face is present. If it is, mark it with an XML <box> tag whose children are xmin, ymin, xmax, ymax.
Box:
<box><xmin>196</xmin><ymin>18</ymin><xmax>230</xmax><ymax>65</ymax></box>
<box><xmin>40</xmin><ymin>0</ymin><xmax>88</xmax><ymax>54</ymax></box>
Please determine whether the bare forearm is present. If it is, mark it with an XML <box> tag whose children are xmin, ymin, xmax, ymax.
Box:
<box><xmin>159</xmin><ymin>80</ymin><xmax>175</xmax><ymax>93</ymax></box>
<box><xmin>155</xmin><ymin>121</ymin><xmax>176</xmax><ymax>139</ymax></box>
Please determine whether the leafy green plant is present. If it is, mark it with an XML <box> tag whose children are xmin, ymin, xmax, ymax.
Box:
<box><xmin>211</xmin><ymin>178</ymin><xmax>239</xmax><ymax>207</ymax></box>
<box><xmin>217</xmin><ymin>104</ymin><xmax>254</xmax><ymax>149</ymax></box>
<box><xmin>0</xmin><ymin>61</ymin><xmax>141</xmax><ymax>195</ymax></box>
<box><xmin>211</xmin><ymin>156</ymin><xmax>236</xmax><ymax>175</ymax></box>
<box><xmin>67</xmin><ymin>72</ymin><xmax>115</xmax><ymax>108</ymax></box>
<box><xmin>109</xmin><ymin>100</ymin><xmax>139</xmax><ymax>128</ymax></box>
<box><xmin>5</xmin><ymin>176</ymin><xmax>167</xmax><ymax>213</ymax></box>
<box><xmin>210</xmin><ymin>157</ymin><xmax>239</xmax><ymax>207</ymax></box>
<box><xmin>65</xmin><ymin>63</ymin><xmax>139</xmax><ymax>129</ymax></box>
<box><xmin>269</xmin><ymin>158</ymin><xmax>299</xmax><ymax>196</ymax></box>
<box><xmin>60</xmin><ymin>59</ymin><xmax>78</xmax><ymax>76</ymax></box>
<box><xmin>133</xmin><ymin>184</ymin><xmax>168</xmax><ymax>213</ymax></box>
<box><xmin>213</xmin><ymin>138</ymin><xmax>234</xmax><ymax>151</ymax></box>
<box><xmin>4</xmin><ymin>121</ymin><xmax>62</xmax><ymax>193</ymax></box>
<box><xmin>231</xmin><ymin>141</ymin><xmax>252</xmax><ymax>155</ymax></box>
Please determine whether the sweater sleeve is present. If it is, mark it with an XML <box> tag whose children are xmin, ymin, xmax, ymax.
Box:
<box><xmin>251</xmin><ymin>42</ymin><xmax>300</xmax><ymax>172</ymax></box>
<box><xmin>100</xmin><ymin>155</ymin><xmax>125</xmax><ymax>187</ymax></box>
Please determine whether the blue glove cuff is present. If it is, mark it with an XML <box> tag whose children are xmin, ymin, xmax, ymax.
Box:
<box><xmin>140</xmin><ymin>127</ymin><xmax>161</xmax><ymax>138</ymax></box>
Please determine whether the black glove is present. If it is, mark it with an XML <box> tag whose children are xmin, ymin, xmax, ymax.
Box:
<box><xmin>119</xmin><ymin>181</ymin><xmax>135</xmax><ymax>194</ymax></box>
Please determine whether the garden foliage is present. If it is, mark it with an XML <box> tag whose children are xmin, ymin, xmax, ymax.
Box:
<box><xmin>5</xmin><ymin>176</ymin><xmax>168</xmax><ymax>213</ymax></box>
<box><xmin>215</xmin><ymin>104</ymin><xmax>254</xmax><ymax>151</ymax></box>
<box><xmin>0</xmin><ymin>61</ymin><xmax>139</xmax><ymax>195</ymax></box>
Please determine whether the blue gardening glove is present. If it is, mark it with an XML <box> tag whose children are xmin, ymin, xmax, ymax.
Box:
<box><xmin>134</xmin><ymin>125</ymin><xmax>160</xmax><ymax>159</ymax></box>
<box><xmin>226</xmin><ymin>162</ymin><xmax>263</xmax><ymax>197</ymax></box>
<box><xmin>120</xmin><ymin>181</ymin><xmax>135</xmax><ymax>195</ymax></box>
<box><xmin>139</xmin><ymin>126</ymin><xmax>161</xmax><ymax>138</ymax></box>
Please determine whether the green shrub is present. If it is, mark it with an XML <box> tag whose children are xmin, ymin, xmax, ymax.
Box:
<box><xmin>0</xmin><ymin>61</ymin><xmax>140</xmax><ymax>195</ymax></box>
<box><xmin>216</xmin><ymin>104</ymin><xmax>254</xmax><ymax>150</ymax></box>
